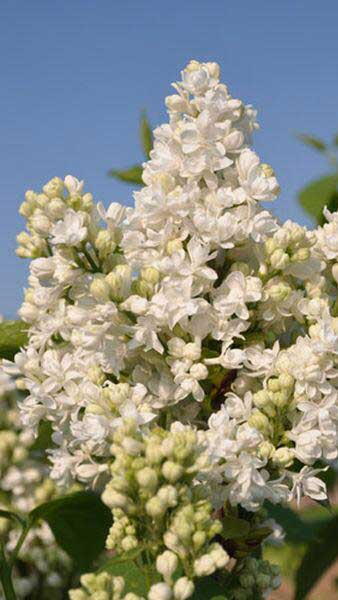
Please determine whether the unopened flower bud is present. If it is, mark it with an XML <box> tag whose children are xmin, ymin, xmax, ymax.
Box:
<box><xmin>183</xmin><ymin>342</ymin><xmax>201</xmax><ymax>361</ymax></box>
<box><xmin>230</xmin><ymin>262</ymin><xmax>250</xmax><ymax>276</ymax></box>
<box><xmin>248</xmin><ymin>411</ymin><xmax>270</xmax><ymax>434</ymax></box>
<box><xmin>31</xmin><ymin>212</ymin><xmax>51</xmax><ymax>235</ymax></box>
<box><xmin>167</xmin><ymin>239</ymin><xmax>183</xmax><ymax>255</ymax></box>
<box><xmin>209</xmin><ymin>544</ymin><xmax>229</xmax><ymax>568</ymax></box>
<box><xmin>148</xmin><ymin>582</ymin><xmax>172</xmax><ymax>600</ymax></box>
<box><xmin>261</xmin><ymin>163</ymin><xmax>274</xmax><ymax>178</ymax></box>
<box><xmin>162</xmin><ymin>461</ymin><xmax>184</xmax><ymax>483</ymax></box>
<box><xmin>166</xmin><ymin>94</ymin><xmax>188</xmax><ymax>113</ymax></box>
<box><xmin>157</xmin><ymin>485</ymin><xmax>178</xmax><ymax>507</ymax></box>
<box><xmin>90</xmin><ymin>275</ymin><xmax>111</xmax><ymax>302</ymax></box>
<box><xmin>239</xmin><ymin>573</ymin><xmax>255</xmax><ymax>588</ymax></box>
<box><xmin>279</xmin><ymin>373</ymin><xmax>294</xmax><ymax>389</ymax></box>
<box><xmin>253</xmin><ymin>390</ymin><xmax>270</xmax><ymax>408</ymax></box>
<box><xmin>101</xmin><ymin>487</ymin><xmax>129</xmax><ymax>510</ymax></box>
<box><xmin>268</xmin><ymin>282</ymin><xmax>291</xmax><ymax>302</ymax></box>
<box><xmin>136</xmin><ymin>467</ymin><xmax>158</xmax><ymax>490</ymax></box>
<box><xmin>156</xmin><ymin>551</ymin><xmax>178</xmax><ymax>581</ymax></box>
<box><xmin>192</xmin><ymin>530</ymin><xmax>206</xmax><ymax>550</ymax></box>
<box><xmin>270</xmin><ymin>249</ymin><xmax>289</xmax><ymax>270</ymax></box>
<box><xmin>173</xmin><ymin>577</ymin><xmax>195</xmax><ymax>600</ymax></box>
<box><xmin>95</xmin><ymin>230</ymin><xmax>116</xmax><ymax>256</ymax></box>
<box><xmin>292</xmin><ymin>247</ymin><xmax>310</xmax><ymax>262</ymax></box>
<box><xmin>272</xmin><ymin>447</ymin><xmax>294</xmax><ymax>467</ymax></box>
<box><xmin>146</xmin><ymin>497</ymin><xmax>166</xmax><ymax>518</ymax></box>
<box><xmin>106</xmin><ymin>265</ymin><xmax>132</xmax><ymax>301</ymax></box>
<box><xmin>193</xmin><ymin>554</ymin><xmax>215</xmax><ymax>577</ymax></box>
<box><xmin>258</xmin><ymin>441</ymin><xmax>274</xmax><ymax>461</ymax></box>
<box><xmin>48</xmin><ymin>198</ymin><xmax>65</xmax><ymax>219</ymax></box>
<box><xmin>271</xmin><ymin>390</ymin><xmax>289</xmax><ymax>408</ymax></box>
<box><xmin>190</xmin><ymin>363</ymin><xmax>208</xmax><ymax>379</ymax></box>
<box><xmin>87</xmin><ymin>366</ymin><xmax>106</xmax><ymax>385</ymax></box>
<box><xmin>43</xmin><ymin>177</ymin><xmax>64</xmax><ymax>198</ymax></box>
<box><xmin>121</xmin><ymin>436</ymin><xmax>143</xmax><ymax>456</ymax></box>
<box><xmin>140</xmin><ymin>267</ymin><xmax>160</xmax><ymax>285</ymax></box>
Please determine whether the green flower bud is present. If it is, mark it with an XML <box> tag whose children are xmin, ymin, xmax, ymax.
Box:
<box><xmin>162</xmin><ymin>461</ymin><xmax>184</xmax><ymax>483</ymax></box>
<box><xmin>145</xmin><ymin>496</ymin><xmax>166</xmax><ymax>518</ymax></box>
<box><xmin>270</xmin><ymin>249</ymin><xmax>289</xmax><ymax>270</ymax></box>
<box><xmin>90</xmin><ymin>275</ymin><xmax>111</xmax><ymax>302</ymax></box>
<box><xmin>248</xmin><ymin>411</ymin><xmax>271</xmax><ymax>434</ymax></box>
<box><xmin>272</xmin><ymin>446</ymin><xmax>294</xmax><ymax>468</ymax></box>
<box><xmin>156</xmin><ymin>550</ymin><xmax>178</xmax><ymax>581</ymax></box>
<box><xmin>136</xmin><ymin>467</ymin><xmax>158</xmax><ymax>491</ymax></box>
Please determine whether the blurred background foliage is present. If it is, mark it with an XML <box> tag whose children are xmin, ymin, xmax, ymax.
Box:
<box><xmin>297</xmin><ymin>133</ymin><xmax>338</xmax><ymax>225</ymax></box>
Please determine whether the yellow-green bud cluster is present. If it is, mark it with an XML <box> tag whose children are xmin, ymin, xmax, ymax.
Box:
<box><xmin>252</xmin><ymin>373</ymin><xmax>294</xmax><ymax>415</ymax></box>
<box><xmin>250</xmin><ymin>373</ymin><xmax>295</xmax><ymax>468</ymax></box>
<box><xmin>265</xmin><ymin>222</ymin><xmax>313</xmax><ymax>271</ymax></box>
<box><xmin>102</xmin><ymin>421</ymin><xmax>226</xmax><ymax>589</ymax></box>
<box><xmin>69</xmin><ymin>572</ymin><xmax>144</xmax><ymax>600</ymax></box>
<box><xmin>132</xmin><ymin>267</ymin><xmax>160</xmax><ymax>299</ymax></box>
<box><xmin>90</xmin><ymin>265</ymin><xmax>132</xmax><ymax>303</ymax></box>
<box><xmin>17</xmin><ymin>177</ymin><xmax>93</xmax><ymax>258</ymax></box>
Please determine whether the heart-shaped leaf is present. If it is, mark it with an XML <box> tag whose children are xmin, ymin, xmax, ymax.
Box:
<box><xmin>30</xmin><ymin>491</ymin><xmax>112</xmax><ymax>571</ymax></box>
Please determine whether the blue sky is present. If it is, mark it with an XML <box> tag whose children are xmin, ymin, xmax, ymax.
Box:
<box><xmin>1</xmin><ymin>1</ymin><xmax>338</xmax><ymax>317</ymax></box>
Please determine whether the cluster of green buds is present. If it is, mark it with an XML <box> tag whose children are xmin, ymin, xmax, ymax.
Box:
<box><xmin>264</xmin><ymin>221</ymin><xmax>314</xmax><ymax>271</ymax></box>
<box><xmin>227</xmin><ymin>557</ymin><xmax>281</xmax><ymax>600</ymax></box>
<box><xmin>132</xmin><ymin>267</ymin><xmax>160</xmax><ymax>299</ymax></box>
<box><xmin>17</xmin><ymin>176</ymin><xmax>94</xmax><ymax>258</ymax></box>
<box><xmin>102</xmin><ymin>420</ymin><xmax>229</xmax><ymax>598</ymax></box>
<box><xmin>90</xmin><ymin>265</ymin><xmax>132</xmax><ymax>303</ymax></box>
<box><xmin>262</xmin><ymin>277</ymin><xmax>293</xmax><ymax>305</ymax></box>
<box><xmin>69</xmin><ymin>572</ymin><xmax>143</xmax><ymax>600</ymax></box>
<box><xmin>250</xmin><ymin>373</ymin><xmax>295</xmax><ymax>469</ymax></box>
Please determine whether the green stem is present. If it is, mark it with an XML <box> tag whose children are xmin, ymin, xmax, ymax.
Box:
<box><xmin>0</xmin><ymin>545</ymin><xmax>16</xmax><ymax>600</ymax></box>
<box><xmin>8</xmin><ymin>520</ymin><xmax>33</xmax><ymax>570</ymax></box>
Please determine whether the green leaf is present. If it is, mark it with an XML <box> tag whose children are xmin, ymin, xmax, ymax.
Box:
<box><xmin>222</xmin><ymin>515</ymin><xmax>250</xmax><ymax>539</ymax></box>
<box><xmin>298</xmin><ymin>174</ymin><xmax>338</xmax><ymax>224</ymax></box>
<box><xmin>265</xmin><ymin>502</ymin><xmax>316</xmax><ymax>544</ymax></box>
<box><xmin>102</xmin><ymin>557</ymin><xmax>149</xmax><ymax>595</ymax></box>
<box><xmin>333</xmin><ymin>133</ymin><xmax>338</xmax><ymax>146</ymax></box>
<box><xmin>192</xmin><ymin>575</ymin><xmax>227</xmax><ymax>599</ymax></box>
<box><xmin>140</xmin><ymin>112</ymin><xmax>153</xmax><ymax>158</ymax></box>
<box><xmin>0</xmin><ymin>320</ymin><xmax>28</xmax><ymax>361</ymax></box>
<box><xmin>295</xmin><ymin>514</ymin><xmax>338</xmax><ymax>600</ymax></box>
<box><xmin>297</xmin><ymin>134</ymin><xmax>326</xmax><ymax>152</ymax></box>
<box><xmin>108</xmin><ymin>165</ymin><xmax>143</xmax><ymax>185</ymax></box>
<box><xmin>30</xmin><ymin>420</ymin><xmax>53</xmax><ymax>453</ymax></box>
<box><xmin>30</xmin><ymin>491</ymin><xmax>112</xmax><ymax>570</ymax></box>
<box><xmin>265</xmin><ymin>501</ymin><xmax>336</xmax><ymax>545</ymax></box>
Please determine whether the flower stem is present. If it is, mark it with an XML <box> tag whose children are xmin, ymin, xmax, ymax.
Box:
<box><xmin>0</xmin><ymin>545</ymin><xmax>16</xmax><ymax>600</ymax></box>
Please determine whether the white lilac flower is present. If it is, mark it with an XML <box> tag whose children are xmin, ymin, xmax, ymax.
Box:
<box><xmin>9</xmin><ymin>60</ymin><xmax>338</xmax><ymax>599</ymax></box>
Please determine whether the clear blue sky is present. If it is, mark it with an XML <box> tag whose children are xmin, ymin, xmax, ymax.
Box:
<box><xmin>1</xmin><ymin>0</ymin><xmax>338</xmax><ymax>317</ymax></box>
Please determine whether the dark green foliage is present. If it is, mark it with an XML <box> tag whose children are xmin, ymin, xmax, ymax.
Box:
<box><xmin>295</xmin><ymin>515</ymin><xmax>338</xmax><ymax>600</ymax></box>
<box><xmin>108</xmin><ymin>112</ymin><xmax>153</xmax><ymax>186</ymax></box>
<box><xmin>0</xmin><ymin>321</ymin><xmax>28</xmax><ymax>360</ymax></box>
<box><xmin>299</xmin><ymin>174</ymin><xmax>338</xmax><ymax>225</ymax></box>
<box><xmin>30</xmin><ymin>491</ymin><xmax>112</xmax><ymax>571</ymax></box>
